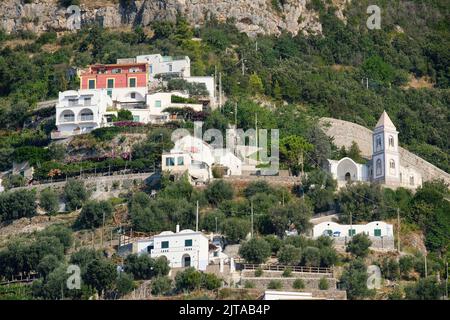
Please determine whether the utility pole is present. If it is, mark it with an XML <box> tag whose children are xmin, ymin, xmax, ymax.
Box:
<box><xmin>241</xmin><ymin>57</ymin><xmax>245</xmax><ymax>76</ymax></box>
<box><xmin>366</xmin><ymin>78</ymin><xmax>369</xmax><ymax>90</ymax></box>
<box><xmin>234</xmin><ymin>102</ymin><xmax>238</xmax><ymax>127</ymax></box>
<box><xmin>255</xmin><ymin>113</ymin><xmax>258</xmax><ymax>151</ymax></box>
<box><xmin>219</xmin><ymin>72</ymin><xmax>222</xmax><ymax>110</ymax></box>
<box><xmin>251</xmin><ymin>200</ymin><xmax>254</xmax><ymax>239</ymax></box>
<box><xmin>446</xmin><ymin>261</ymin><xmax>448</xmax><ymax>300</ymax></box>
<box><xmin>424</xmin><ymin>255</ymin><xmax>428</xmax><ymax>278</ymax></box>
<box><xmin>255</xmin><ymin>41</ymin><xmax>258</xmax><ymax>52</ymax></box>
<box><xmin>101</xmin><ymin>210</ymin><xmax>105</xmax><ymax>247</ymax></box>
<box><xmin>397</xmin><ymin>208</ymin><xmax>401</xmax><ymax>253</ymax></box>
<box><xmin>196</xmin><ymin>201</ymin><xmax>199</xmax><ymax>232</ymax></box>
<box><xmin>350</xmin><ymin>212</ymin><xmax>353</xmax><ymax>238</ymax></box>
<box><xmin>215</xmin><ymin>217</ymin><xmax>218</xmax><ymax>234</ymax></box>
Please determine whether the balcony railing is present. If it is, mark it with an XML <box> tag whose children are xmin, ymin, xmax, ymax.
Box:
<box><xmin>79</xmin><ymin>116</ymin><xmax>94</xmax><ymax>122</ymax></box>
<box><xmin>61</xmin><ymin>117</ymin><xmax>75</xmax><ymax>123</ymax></box>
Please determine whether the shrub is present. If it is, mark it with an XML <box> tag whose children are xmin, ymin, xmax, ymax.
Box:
<box><xmin>267</xmin><ymin>280</ymin><xmax>282</xmax><ymax>290</ymax></box>
<box><xmin>201</xmin><ymin>273</ymin><xmax>222</xmax><ymax>290</ymax></box>
<box><xmin>255</xmin><ymin>267</ymin><xmax>263</xmax><ymax>277</ymax></box>
<box><xmin>319</xmin><ymin>277</ymin><xmax>329</xmax><ymax>290</ymax></box>
<box><xmin>282</xmin><ymin>267</ymin><xmax>292</xmax><ymax>277</ymax></box>
<box><xmin>175</xmin><ymin>267</ymin><xmax>202</xmax><ymax>292</ymax></box>
<box><xmin>346</xmin><ymin>233</ymin><xmax>372</xmax><ymax>258</ymax></box>
<box><xmin>244</xmin><ymin>281</ymin><xmax>255</xmax><ymax>289</ymax></box>
<box><xmin>115</xmin><ymin>273</ymin><xmax>136</xmax><ymax>296</ymax></box>
<box><xmin>293</xmin><ymin>278</ymin><xmax>305</xmax><ymax>290</ymax></box>
<box><xmin>0</xmin><ymin>189</ymin><xmax>37</xmax><ymax>222</ymax></box>
<box><xmin>151</xmin><ymin>276</ymin><xmax>172</xmax><ymax>296</ymax></box>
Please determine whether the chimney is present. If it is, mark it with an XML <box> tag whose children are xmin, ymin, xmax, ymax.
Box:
<box><xmin>176</xmin><ymin>224</ymin><xmax>180</xmax><ymax>233</ymax></box>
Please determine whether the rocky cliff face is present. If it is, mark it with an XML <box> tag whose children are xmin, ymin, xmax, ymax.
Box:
<box><xmin>0</xmin><ymin>0</ymin><xmax>350</xmax><ymax>36</ymax></box>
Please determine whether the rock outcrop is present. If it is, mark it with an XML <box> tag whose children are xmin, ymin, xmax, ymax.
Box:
<box><xmin>0</xmin><ymin>0</ymin><xmax>350</xmax><ymax>36</ymax></box>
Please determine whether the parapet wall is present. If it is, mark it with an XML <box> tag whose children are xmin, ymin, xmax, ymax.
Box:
<box><xmin>319</xmin><ymin>118</ymin><xmax>450</xmax><ymax>185</ymax></box>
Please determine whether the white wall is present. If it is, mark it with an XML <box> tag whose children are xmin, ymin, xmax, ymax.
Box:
<box><xmin>185</xmin><ymin>76</ymin><xmax>215</xmax><ymax>103</ymax></box>
<box><xmin>137</xmin><ymin>54</ymin><xmax>190</xmax><ymax>80</ymax></box>
<box><xmin>313</xmin><ymin>221</ymin><xmax>394</xmax><ymax>238</ymax></box>
<box><xmin>150</xmin><ymin>230</ymin><xmax>209</xmax><ymax>271</ymax></box>
<box><xmin>55</xmin><ymin>89</ymin><xmax>113</xmax><ymax>135</ymax></box>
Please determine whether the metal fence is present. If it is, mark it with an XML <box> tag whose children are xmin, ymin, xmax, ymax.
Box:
<box><xmin>241</xmin><ymin>263</ymin><xmax>333</xmax><ymax>274</ymax></box>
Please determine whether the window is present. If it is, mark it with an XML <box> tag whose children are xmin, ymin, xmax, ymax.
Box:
<box><xmin>389</xmin><ymin>136</ymin><xmax>394</xmax><ymax>147</ymax></box>
<box><xmin>107</xmin><ymin>79</ymin><xmax>114</xmax><ymax>89</ymax></box>
<box><xmin>168</xmin><ymin>64</ymin><xmax>172</xmax><ymax>72</ymax></box>
<box><xmin>161</xmin><ymin>241</ymin><xmax>169</xmax><ymax>249</ymax></box>
<box><xmin>80</xmin><ymin>110</ymin><xmax>94</xmax><ymax>121</ymax></box>
<box><xmin>88</xmin><ymin>79</ymin><xmax>95</xmax><ymax>89</ymax></box>
<box><xmin>185</xmin><ymin>239</ymin><xmax>192</xmax><ymax>247</ymax></box>
<box><xmin>149</xmin><ymin>65</ymin><xmax>153</xmax><ymax>74</ymax></box>
<box><xmin>410</xmin><ymin>176</ymin><xmax>415</xmax><ymax>186</ymax></box>
<box><xmin>165</xmin><ymin>157</ymin><xmax>175</xmax><ymax>167</ymax></box>
<box><xmin>111</xmin><ymin>68</ymin><xmax>121</xmax><ymax>74</ymax></box>
<box><xmin>177</xmin><ymin>157</ymin><xmax>184</xmax><ymax>166</ymax></box>
<box><xmin>84</xmin><ymin>97</ymin><xmax>91</xmax><ymax>106</ymax></box>
<box><xmin>324</xmin><ymin>230</ymin><xmax>333</xmax><ymax>237</ymax></box>
<box><xmin>374</xmin><ymin>229</ymin><xmax>382</xmax><ymax>237</ymax></box>
<box><xmin>68</xmin><ymin>98</ymin><xmax>79</xmax><ymax>107</ymax></box>
<box><xmin>133</xmin><ymin>115</ymin><xmax>140</xmax><ymax>122</ymax></box>
<box><xmin>348</xmin><ymin>229</ymin><xmax>356</xmax><ymax>236</ymax></box>
<box><xmin>107</xmin><ymin>89</ymin><xmax>112</xmax><ymax>98</ymax></box>
<box><xmin>63</xmin><ymin>113</ymin><xmax>75</xmax><ymax>122</ymax></box>
<box><xmin>129</xmin><ymin>78</ymin><xmax>136</xmax><ymax>88</ymax></box>
<box><xmin>130</xmin><ymin>92</ymin><xmax>136</xmax><ymax>99</ymax></box>
<box><xmin>376</xmin><ymin>136</ymin><xmax>382</xmax><ymax>151</ymax></box>
<box><xmin>376</xmin><ymin>159</ymin><xmax>382</xmax><ymax>176</ymax></box>
<box><xmin>155</xmin><ymin>100</ymin><xmax>161</xmax><ymax>108</ymax></box>
<box><xmin>390</xmin><ymin>160</ymin><xmax>395</xmax><ymax>169</ymax></box>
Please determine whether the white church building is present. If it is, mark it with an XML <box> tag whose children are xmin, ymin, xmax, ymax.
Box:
<box><xmin>326</xmin><ymin>111</ymin><xmax>422</xmax><ymax>189</ymax></box>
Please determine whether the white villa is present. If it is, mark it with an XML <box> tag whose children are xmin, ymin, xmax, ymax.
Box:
<box><xmin>117</xmin><ymin>225</ymin><xmax>228</xmax><ymax>271</ymax></box>
<box><xmin>53</xmin><ymin>89</ymin><xmax>116</xmax><ymax>139</ymax></box>
<box><xmin>136</xmin><ymin>54</ymin><xmax>191</xmax><ymax>80</ymax></box>
<box><xmin>313</xmin><ymin>221</ymin><xmax>394</xmax><ymax>238</ymax></box>
<box><xmin>326</xmin><ymin>111</ymin><xmax>423</xmax><ymax>189</ymax></box>
<box><xmin>162</xmin><ymin>135</ymin><xmax>242</xmax><ymax>184</ymax></box>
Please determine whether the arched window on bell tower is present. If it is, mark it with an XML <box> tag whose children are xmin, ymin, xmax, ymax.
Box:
<box><xmin>376</xmin><ymin>159</ymin><xmax>382</xmax><ymax>176</ymax></box>
<box><xmin>389</xmin><ymin>135</ymin><xmax>394</xmax><ymax>148</ymax></box>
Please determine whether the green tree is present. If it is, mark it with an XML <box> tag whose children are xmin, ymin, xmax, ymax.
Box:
<box><xmin>249</xmin><ymin>73</ymin><xmax>264</xmax><ymax>95</ymax></box>
<box><xmin>75</xmin><ymin>200</ymin><xmax>113</xmax><ymax>229</ymax></box>
<box><xmin>346</xmin><ymin>233</ymin><xmax>372</xmax><ymax>258</ymax></box>
<box><xmin>222</xmin><ymin>217</ymin><xmax>250</xmax><ymax>243</ymax></box>
<box><xmin>340</xmin><ymin>259</ymin><xmax>373</xmax><ymax>300</ymax></box>
<box><xmin>37</xmin><ymin>255</ymin><xmax>60</xmax><ymax>279</ymax></box>
<box><xmin>277</xmin><ymin>245</ymin><xmax>301</xmax><ymax>265</ymax></box>
<box><xmin>204</xmin><ymin>180</ymin><xmax>234</xmax><ymax>206</ymax></box>
<box><xmin>40</xmin><ymin>188</ymin><xmax>59</xmax><ymax>214</ymax></box>
<box><xmin>115</xmin><ymin>272</ymin><xmax>136</xmax><ymax>297</ymax></box>
<box><xmin>239</xmin><ymin>238</ymin><xmax>271</xmax><ymax>264</ymax></box>
<box><xmin>0</xmin><ymin>189</ymin><xmax>37</xmax><ymax>222</ymax></box>
<box><xmin>404</xmin><ymin>277</ymin><xmax>444</xmax><ymax>300</ymax></box>
<box><xmin>293</xmin><ymin>278</ymin><xmax>305</xmax><ymax>290</ymax></box>
<box><xmin>64</xmin><ymin>180</ymin><xmax>88</xmax><ymax>211</ymax></box>
<box><xmin>175</xmin><ymin>267</ymin><xmax>202</xmax><ymax>293</ymax></box>
<box><xmin>279</xmin><ymin>135</ymin><xmax>313</xmax><ymax>176</ymax></box>
<box><xmin>83</xmin><ymin>258</ymin><xmax>117</xmax><ymax>294</ymax></box>
<box><xmin>201</xmin><ymin>273</ymin><xmax>222</xmax><ymax>290</ymax></box>
<box><xmin>1</xmin><ymin>174</ymin><xmax>26</xmax><ymax>190</ymax></box>
<box><xmin>151</xmin><ymin>276</ymin><xmax>173</xmax><ymax>296</ymax></box>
